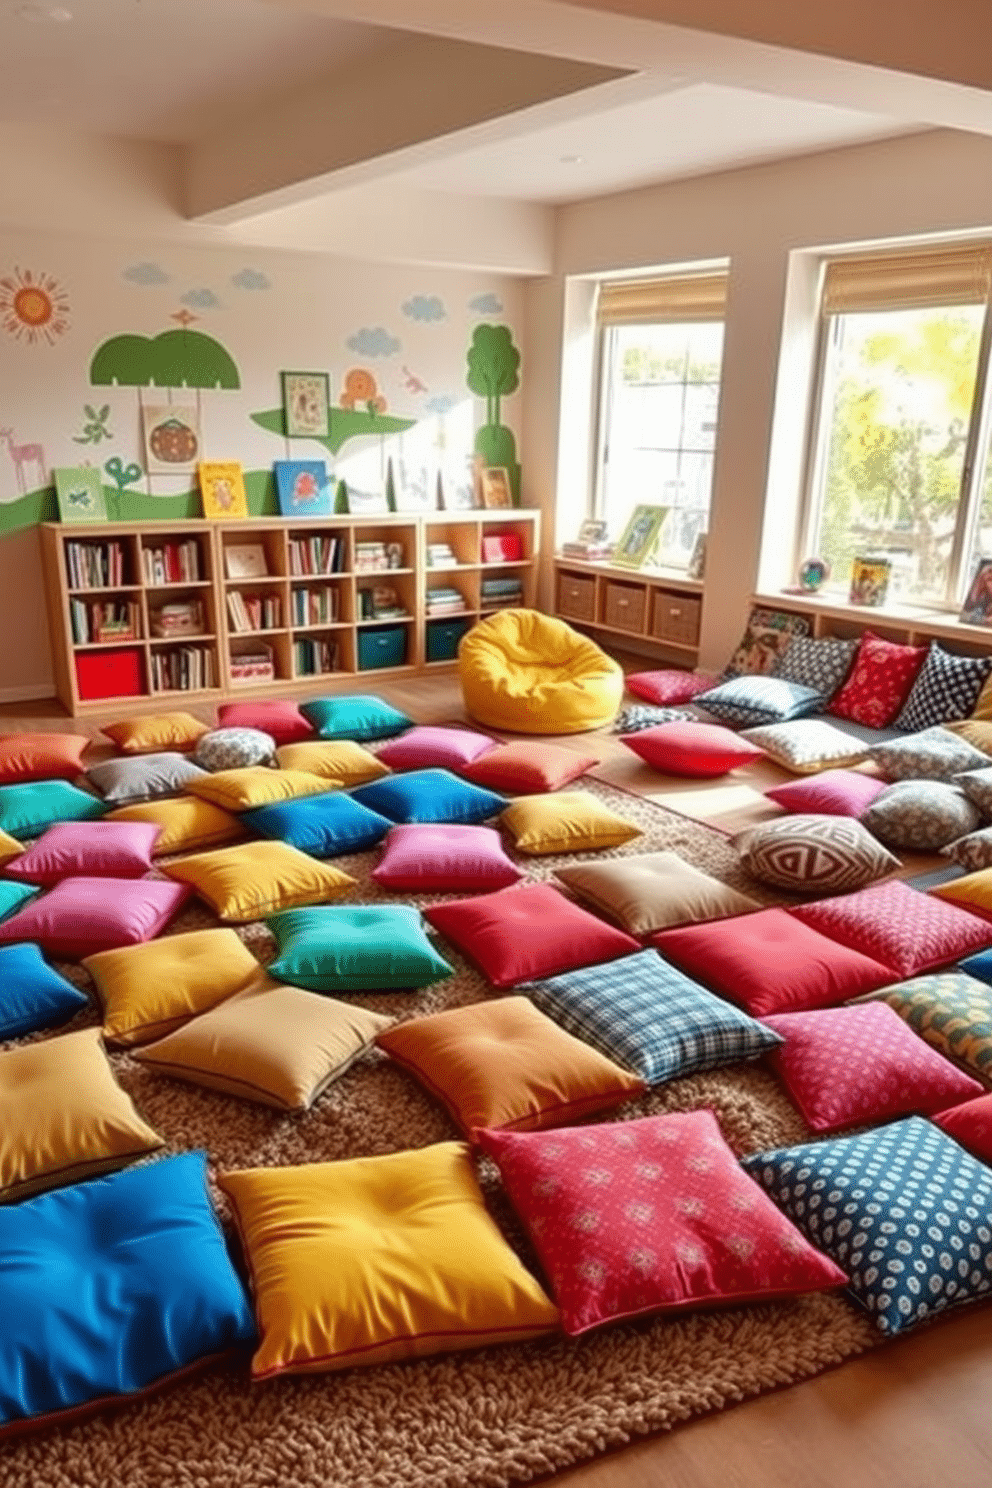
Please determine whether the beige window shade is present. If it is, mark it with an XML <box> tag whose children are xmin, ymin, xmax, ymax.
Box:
<box><xmin>822</xmin><ymin>246</ymin><xmax>992</xmax><ymax>315</ymax></box>
<box><xmin>596</xmin><ymin>273</ymin><xmax>727</xmax><ymax>326</ymax></box>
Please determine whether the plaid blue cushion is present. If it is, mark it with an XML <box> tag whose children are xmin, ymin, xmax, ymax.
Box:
<box><xmin>522</xmin><ymin>948</ymin><xmax>782</xmax><ymax>1084</ymax></box>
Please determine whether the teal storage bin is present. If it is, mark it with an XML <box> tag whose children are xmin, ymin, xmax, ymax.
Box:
<box><xmin>357</xmin><ymin>625</ymin><xmax>408</xmax><ymax>671</ymax></box>
<box><xmin>426</xmin><ymin>617</ymin><xmax>472</xmax><ymax>663</ymax></box>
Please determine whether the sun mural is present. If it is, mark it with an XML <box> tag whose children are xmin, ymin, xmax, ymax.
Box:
<box><xmin>0</xmin><ymin>266</ymin><xmax>70</xmax><ymax>345</ymax></box>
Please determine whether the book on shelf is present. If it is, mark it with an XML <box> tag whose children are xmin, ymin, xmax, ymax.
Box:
<box><xmin>142</xmin><ymin>540</ymin><xmax>201</xmax><ymax>585</ymax></box>
<box><xmin>358</xmin><ymin>583</ymin><xmax>408</xmax><ymax>620</ymax></box>
<box><xmin>291</xmin><ymin>586</ymin><xmax>339</xmax><ymax>626</ymax></box>
<box><xmin>65</xmin><ymin>539</ymin><xmax>126</xmax><ymax>590</ymax></box>
<box><xmin>70</xmin><ymin>597</ymin><xmax>141</xmax><ymax>645</ymax></box>
<box><xmin>426</xmin><ymin>543</ymin><xmax>458</xmax><ymax>568</ymax></box>
<box><xmin>426</xmin><ymin>586</ymin><xmax>467</xmax><ymax>615</ymax></box>
<box><xmin>481</xmin><ymin>533</ymin><xmax>523</xmax><ymax>563</ymax></box>
<box><xmin>229</xmin><ymin>645</ymin><xmax>274</xmax><ymax>684</ymax></box>
<box><xmin>560</xmin><ymin>541</ymin><xmax>614</xmax><ymax>561</ymax></box>
<box><xmin>224</xmin><ymin>544</ymin><xmax>268</xmax><ymax>580</ymax></box>
<box><xmin>294</xmin><ymin>637</ymin><xmax>338</xmax><ymax>676</ymax></box>
<box><xmin>226</xmin><ymin>591</ymin><xmax>281</xmax><ymax>632</ymax></box>
<box><xmin>288</xmin><ymin>534</ymin><xmax>341</xmax><ymax>576</ymax></box>
<box><xmin>353</xmin><ymin>540</ymin><xmax>391</xmax><ymax>573</ymax></box>
<box><xmin>151</xmin><ymin>645</ymin><xmax>214</xmax><ymax>693</ymax></box>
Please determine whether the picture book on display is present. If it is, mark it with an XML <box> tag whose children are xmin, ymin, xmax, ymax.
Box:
<box><xmin>53</xmin><ymin>466</ymin><xmax>108</xmax><ymax>524</ymax></box>
<box><xmin>198</xmin><ymin>462</ymin><xmax>249</xmax><ymax>520</ymax></box>
<box><xmin>274</xmin><ymin>460</ymin><xmax>332</xmax><ymax>517</ymax></box>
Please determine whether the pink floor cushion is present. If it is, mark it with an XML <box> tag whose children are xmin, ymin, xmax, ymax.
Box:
<box><xmin>375</xmin><ymin>726</ymin><xmax>497</xmax><ymax>772</ymax></box>
<box><xmin>372</xmin><ymin>824</ymin><xmax>522</xmax><ymax>893</ymax></box>
<box><xmin>620</xmin><ymin>721</ymin><xmax>764</xmax><ymax>778</ymax></box>
<box><xmin>827</xmin><ymin>631</ymin><xmax>928</xmax><ymax>729</ymax></box>
<box><xmin>2</xmin><ymin>821</ymin><xmax>161</xmax><ymax>886</ymax></box>
<box><xmin>765</xmin><ymin>769</ymin><xmax>887</xmax><ymax>818</ymax></box>
<box><xmin>762</xmin><ymin>1004</ymin><xmax>983</xmax><ymax>1133</ymax></box>
<box><xmin>652</xmin><ymin>906</ymin><xmax>894</xmax><ymax>1017</ymax></box>
<box><xmin>789</xmin><ymin>879</ymin><xmax>992</xmax><ymax>979</ymax></box>
<box><xmin>476</xmin><ymin>1109</ymin><xmax>846</xmax><ymax>1337</ymax></box>
<box><xmin>624</xmin><ymin>670</ymin><xmax>719</xmax><ymax>706</ymax></box>
<box><xmin>424</xmin><ymin>882</ymin><xmax>640</xmax><ymax>989</ymax></box>
<box><xmin>933</xmin><ymin>1092</ymin><xmax>992</xmax><ymax>1164</ymax></box>
<box><xmin>216</xmin><ymin>701</ymin><xmax>313</xmax><ymax>745</ymax></box>
<box><xmin>0</xmin><ymin>877</ymin><xmax>193</xmax><ymax>960</ymax></box>
<box><xmin>460</xmin><ymin>740</ymin><xmax>598</xmax><ymax>795</ymax></box>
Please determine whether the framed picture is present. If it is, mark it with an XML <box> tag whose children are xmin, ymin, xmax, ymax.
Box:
<box><xmin>480</xmin><ymin>466</ymin><xmax>513</xmax><ymax>509</ymax></box>
<box><xmin>224</xmin><ymin>544</ymin><xmax>268</xmax><ymax>580</ymax></box>
<box><xmin>273</xmin><ymin>459</ymin><xmax>331</xmax><ymax>516</ymax></box>
<box><xmin>576</xmin><ymin>518</ymin><xmax>608</xmax><ymax>545</ymax></box>
<box><xmin>142</xmin><ymin>404</ymin><xmax>200</xmax><ymax>474</ymax></box>
<box><xmin>848</xmin><ymin>555</ymin><xmax>891</xmax><ymax>608</ymax></box>
<box><xmin>53</xmin><ymin>466</ymin><xmax>108</xmax><ymax>524</ymax></box>
<box><xmin>687</xmin><ymin>531</ymin><xmax>707</xmax><ymax>580</ymax></box>
<box><xmin>393</xmin><ymin>456</ymin><xmax>435</xmax><ymax>513</ymax></box>
<box><xmin>960</xmin><ymin>557</ymin><xmax>992</xmax><ymax>625</ymax></box>
<box><xmin>281</xmin><ymin>371</ymin><xmax>330</xmax><ymax>439</ymax></box>
<box><xmin>198</xmin><ymin>461</ymin><xmax>249</xmax><ymax>520</ymax></box>
<box><xmin>342</xmin><ymin>481</ymin><xmax>389</xmax><ymax>515</ymax></box>
<box><xmin>440</xmin><ymin>459</ymin><xmax>479</xmax><ymax>510</ymax></box>
<box><xmin>612</xmin><ymin>504</ymin><xmax>669</xmax><ymax>569</ymax></box>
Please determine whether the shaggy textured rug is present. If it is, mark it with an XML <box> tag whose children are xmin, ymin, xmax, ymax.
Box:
<box><xmin>1</xmin><ymin>781</ymin><xmax>882</xmax><ymax>1488</ymax></box>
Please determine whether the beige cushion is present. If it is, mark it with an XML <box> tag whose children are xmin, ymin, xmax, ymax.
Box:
<box><xmin>555</xmin><ymin>851</ymin><xmax>761</xmax><ymax>936</ymax></box>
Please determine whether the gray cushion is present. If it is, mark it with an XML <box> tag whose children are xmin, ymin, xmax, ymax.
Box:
<box><xmin>193</xmin><ymin>728</ymin><xmax>276</xmax><ymax>772</ymax></box>
<box><xmin>85</xmin><ymin>752</ymin><xmax>207</xmax><ymax>805</ymax></box>
<box><xmin>694</xmin><ymin>675</ymin><xmax>822</xmax><ymax>729</ymax></box>
<box><xmin>868</xmin><ymin>726</ymin><xmax>992</xmax><ymax>782</ymax></box>
<box><xmin>860</xmin><ymin>780</ymin><xmax>981</xmax><ymax>851</ymax></box>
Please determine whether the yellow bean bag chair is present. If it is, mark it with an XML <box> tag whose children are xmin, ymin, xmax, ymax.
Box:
<box><xmin>458</xmin><ymin>609</ymin><xmax>624</xmax><ymax>734</ymax></box>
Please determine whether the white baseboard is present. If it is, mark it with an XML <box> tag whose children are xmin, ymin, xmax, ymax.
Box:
<box><xmin>0</xmin><ymin>684</ymin><xmax>57</xmax><ymax>704</ymax></box>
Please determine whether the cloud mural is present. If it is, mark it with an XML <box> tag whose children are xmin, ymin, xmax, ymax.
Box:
<box><xmin>402</xmin><ymin>295</ymin><xmax>445</xmax><ymax>322</ymax></box>
<box><xmin>231</xmin><ymin>269</ymin><xmax>271</xmax><ymax>290</ymax></box>
<box><xmin>181</xmin><ymin>289</ymin><xmax>221</xmax><ymax>310</ymax></box>
<box><xmin>123</xmin><ymin>263</ymin><xmax>170</xmax><ymax>286</ymax></box>
<box><xmin>425</xmin><ymin>394</ymin><xmax>457</xmax><ymax>415</ymax></box>
<box><xmin>469</xmin><ymin>292</ymin><xmax>503</xmax><ymax>315</ymax></box>
<box><xmin>347</xmin><ymin>326</ymin><xmax>401</xmax><ymax>357</ymax></box>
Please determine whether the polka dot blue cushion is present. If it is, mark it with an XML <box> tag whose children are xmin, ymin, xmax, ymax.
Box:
<box><xmin>741</xmin><ymin>1115</ymin><xmax>992</xmax><ymax>1335</ymax></box>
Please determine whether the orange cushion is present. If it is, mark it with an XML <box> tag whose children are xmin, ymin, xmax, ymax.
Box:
<box><xmin>0</xmin><ymin>733</ymin><xmax>89</xmax><ymax>784</ymax></box>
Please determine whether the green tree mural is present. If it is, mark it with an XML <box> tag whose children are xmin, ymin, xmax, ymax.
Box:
<box><xmin>466</xmin><ymin>323</ymin><xmax>522</xmax><ymax>502</ymax></box>
<box><xmin>90</xmin><ymin>329</ymin><xmax>240</xmax><ymax>389</ymax></box>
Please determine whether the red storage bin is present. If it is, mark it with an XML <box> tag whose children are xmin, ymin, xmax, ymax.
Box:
<box><xmin>75</xmin><ymin>647</ymin><xmax>145</xmax><ymax>701</ymax></box>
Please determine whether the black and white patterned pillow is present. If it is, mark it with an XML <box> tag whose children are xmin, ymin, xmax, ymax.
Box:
<box><xmin>612</xmin><ymin>704</ymin><xmax>697</xmax><ymax>734</ymax></box>
<box><xmin>893</xmin><ymin>643</ymin><xmax>992</xmax><ymax>732</ymax></box>
<box><xmin>774</xmin><ymin>635</ymin><xmax>857</xmax><ymax>698</ymax></box>
<box><xmin>693</xmin><ymin>675</ymin><xmax>822</xmax><ymax>729</ymax></box>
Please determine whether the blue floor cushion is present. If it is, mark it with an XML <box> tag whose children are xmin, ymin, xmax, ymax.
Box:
<box><xmin>0</xmin><ymin>942</ymin><xmax>89</xmax><ymax>1039</ymax></box>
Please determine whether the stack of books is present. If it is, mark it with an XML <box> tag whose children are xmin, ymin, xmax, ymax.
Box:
<box><xmin>66</xmin><ymin>540</ymin><xmax>126</xmax><ymax>589</ymax></box>
<box><xmin>560</xmin><ymin>539</ymin><xmax>614</xmax><ymax>561</ymax></box>
<box><xmin>151</xmin><ymin>646</ymin><xmax>214</xmax><ymax>692</ymax></box>
<box><xmin>226</xmin><ymin>592</ymin><xmax>281</xmax><ymax>632</ymax></box>
<box><xmin>150</xmin><ymin>600</ymin><xmax>204</xmax><ymax>638</ymax></box>
<box><xmin>354</xmin><ymin>540</ymin><xmax>391</xmax><ymax>573</ymax></box>
<box><xmin>426</xmin><ymin>586</ymin><xmax>467</xmax><ymax>615</ymax></box>
<box><xmin>288</xmin><ymin>534</ymin><xmax>342</xmax><ymax>576</ymax></box>
<box><xmin>70</xmin><ymin>598</ymin><xmax>141</xmax><ymax>645</ymax></box>
<box><xmin>291</xmin><ymin>587</ymin><xmax>339</xmax><ymax>625</ymax></box>
<box><xmin>481</xmin><ymin>576</ymin><xmax>523</xmax><ymax>609</ymax></box>
<box><xmin>142</xmin><ymin>540</ymin><xmax>201</xmax><ymax>584</ymax></box>
<box><xmin>229</xmin><ymin>646</ymin><xmax>274</xmax><ymax>684</ymax></box>
<box><xmin>426</xmin><ymin>542</ymin><xmax>458</xmax><ymax>569</ymax></box>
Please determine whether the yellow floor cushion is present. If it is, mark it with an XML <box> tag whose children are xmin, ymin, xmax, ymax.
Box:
<box><xmin>458</xmin><ymin>610</ymin><xmax>623</xmax><ymax>735</ymax></box>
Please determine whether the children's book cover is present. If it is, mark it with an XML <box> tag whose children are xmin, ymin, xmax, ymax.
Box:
<box><xmin>198</xmin><ymin>461</ymin><xmax>249</xmax><ymax>520</ymax></box>
<box><xmin>273</xmin><ymin>460</ymin><xmax>331</xmax><ymax>517</ymax></box>
<box><xmin>848</xmin><ymin>555</ymin><xmax>891</xmax><ymax>608</ymax></box>
<box><xmin>53</xmin><ymin>466</ymin><xmax>108</xmax><ymax>524</ymax></box>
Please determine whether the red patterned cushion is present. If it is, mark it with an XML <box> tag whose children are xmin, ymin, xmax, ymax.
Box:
<box><xmin>933</xmin><ymin>1092</ymin><xmax>992</xmax><ymax>1163</ymax></box>
<box><xmin>827</xmin><ymin>632</ymin><xmax>928</xmax><ymax>729</ymax></box>
<box><xmin>789</xmin><ymin>879</ymin><xmax>992</xmax><ymax>979</ymax></box>
<box><xmin>653</xmin><ymin>907</ymin><xmax>894</xmax><ymax>1017</ymax></box>
<box><xmin>476</xmin><ymin>1110</ymin><xmax>846</xmax><ymax>1336</ymax></box>
<box><xmin>763</xmin><ymin>1005</ymin><xmax>983</xmax><ymax>1133</ymax></box>
<box><xmin>625</xmin><ymin>670</ymin><xmax>719</xmax><ymax>706</ymax></box>
<box><xmin>424</xmin><ymin>882</ymin><xmax>639</xmax><ymax>989</ymax></box>
<box><xmin>621</xmin><ymin>721</ymin><xmax>764</xmax><ymax>778</ymax></box>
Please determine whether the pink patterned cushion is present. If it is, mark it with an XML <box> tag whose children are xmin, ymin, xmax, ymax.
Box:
<box><xmin>765</xmin><ymin>769</ymin><xmax>887</xmax><ymax>818</ymax></box>
<box><xmin>763</xmin><ymin>1005</ymin><xmax>983</xmax><ymax>1133</ymax></box>
<box><xmin>0</xmin><ymin>877</ymin><xmax>192</xmax><ymax>959</ymax></box>
<box><xmin>375</xmin><ymin>726</ymin><xmax>496</xmax><ymax>772</ymax></box>
<box><xmin>3</xmin><ymin>821</ymin><xmax>161</xmax><ymax>886</ymax></box>
<box><xmin>827</xmin><ymin>632</ymin><xmax>927</xmax><ymax>729</ymax></box>
<box><xmin>789</xmin><ymin>879</ymin><xmax>992</xmax><ymax>979</ymax></box>
<box><xmin>625</xmin><ymin>670</ymin><xmax>719</xmax><ymax>706</ymax></box>
<box><xmin>476</xmin><ymin>1109</ymin><xmax>846</xmax><ymax>1336</ymax></box>
<box><xmin>371</xmin><ymin>824</ymin><xmax>522</xmax><ymax>892</ymax></box>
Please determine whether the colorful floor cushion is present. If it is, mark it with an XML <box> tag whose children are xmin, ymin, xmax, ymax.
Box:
<box><xmin>827</xmin><ymin>631</ymin><xmax>928</xmax><ymax>729</ymax></box>
<box><xmin>0</xmin><ymin>1151</ymin><xmax>255</xmax><ymax>1433</ymax></box>
<box><xmin>693</xmin><ymin>675</ymin><xmax>822</xmax><ymax>729</ymax></box>
<box><xmin>772</xmin><ymin>634</ymin><xmax>858</xmax><ymax>697</ymax></box>
<box><xmin>932</xmin><ymin>1093</ymin><xmax>992</xmax><ymax>1164</ymax></box>
<box><xmin>216</xmin><ymin>700</ymin><xmax>313</xmax><ymax>745</ymax></box>
<box><xmin>160</xmin><ymin>842</ymin><xmax>354</xmax><ymax>922</ymax></box>
<box><xmin>0</xmin><ymin>828</ymin><xmax>22</xmax><ymax>866</ymax></box>
<box><xmin>859</xmin><ymin>780</ymin><xmax>981</xmax><ymax>851</ymax></box>
<box><xmin>732</xmin><ymin>814</ymin><xmax>899</xmax><ymax>895</ymax></box>
<box><xmin>372</xmin><ymin>823</ymin><xmax>522</xmax><ymax>892</ymax></box>
<box><xmin>929</xmin><ymin>865</ymin><xmax>992</xmax><ymax>922</ymax></box>
<box><xmin>523</xmin><ymin>947</ymin><xmax>782</xmax><ymax>1085</ymax></box>
<box><xmin>765</xmin><ymin>769</ymin><xmax>886</xmax><ymax>818</ymax></box>
<box><xmin>624</xmin><ymin>669</ymin><xmax>719</xmax><ymax>705</ymax></box>
<box><xmin>554</xmin><ymin>851</ymin><xmax>760</xmax><ymax>936</ymax></box>
<box><xmin>0</xmin><ymin>881</ymin><xmax>38</xmax><ymax>924</ymax></box>
<box><xmin>477</xmin><ymin>1110</ymin><xmax>845</xmax><ymax>1337</ymax></box>
<box><xmin>266</xmin><ymin>904</ymin><xmax>453</xmax><ymax>992</ymax></box>
<box><xmin>376</xmin><ymin>996</ymin><xmax>645</xmax><ymax>1136</ymax></box>
<box><xmin>738</xmin><ymin>719</ymin><xmax>870</xmax><ymax>774</ymax></box>
<box><xmin>218</xmin><ymin>1143</ymin><xmax>559</xmax><ymax>1376</ymax></box>
<box><xmin>185</xmin><ymin>766</ymin><xmax>334</xmax><ymax>813</ymax></box>
<box><xmin>0</xmin><ymin>779</ymin><xmax>105</xmax><ymax>839</ymax></box>
<box><xmin>424</xmin><ymin>882</ymin><xmax>640</xmax><ymax>989</ymax></box>
<box><xmin>0</xmin><ymin>1027</ymin><xmax>164</xmax><ymax>1202</ymax></box>
<box><xmin>789</xmin><ymin>879</ymin><xmax>992</xmax><ymax>978</ymax></box>
<box><xmin>375</xmin><ymin>725</ymin><xmax>496</xmax><ymax>772</ymax></box>
<box><xmin>945</xmin><ymin>717</ymin><xmax>992</xmax><ymax>751</ymax></box>
<box><xmin>762</xmin><ymin>1004</ymin><xmax>982</xmax><ymax>1132</ymax></box>
<box><xmin>134</xmin><ymin>973</ymin><xmax>393</xmax><ymax>1109</ymax></box>
<box><xmin>499</xmin><ymin>790</ymin><xmax>641</xmax><ymax>855</ymax></box>
<box><xmin>621</xmin><ymin>721</ymin><xmax>764</xmax><ymax>777</ymax></box>
<box><xmin>242</xmin><ymin>792</ymin><xmax>392</xmax><ymax>857</ymax></box>
<box><xmin>102</xmin><ymin>711</ymin><xmax>211</xmax><ymax>756</ymax></box>
<box><xmin>0</xmin><ymin>877</ymin><xmax>192</xmax><ymax>960</ymax></box>
<box><xmin>274</xmin><ymin>740</ymin><xmax>390</xmax><ymax>787</ymax></box>
<box><xmin>724</xmin><ymin>607</ymin><xmax>811</xmax><ymax>677</ymax></box>
<box><xmin>298</xmin><ymin>694</ymin><xmax>412</xmax><ymax>742</ymax></box>
<box><xmin>85</xmin><ymin>753</ymin><xmax>206</xmax><ymax>805</ymax></box>
<box><xmin>0</xmin><ymin>732</ymin><xmax>90</xmax><ymax>784</ymax></box>
<box><xmin>350</xmin><ymin>769</ymin><xmax>507</xmax><ymax>825</ymax></box>
<box><xmin>461</xmin><ymin>740</ymin><xmax>598</xmax><ymax>794</ymax></box>
<box><xmin>943</xmin><ymin>825</ymin><xmax>992</xmax><ymax>872</ymax></box>
<box><xmin>84</xmin><ymin>927</ymin><xmax>262</xmax><ymax>1047</ymax></box>
<box><xmin>0</xmin><ymin>942</ymin><xmax>89</xmax><ymax>1039</ymax></box>
<box><xmin>612</xmin><ymin>704</ymin><xmax>698</xmax><ymax>734</ymax></box>
<box><xmin>866</xmin><ymin>725</ymin><xmax>992</xmax><ymax>782</ymax></box>
<box><xmin>193</xmin><ymin>727</ymin><xmax>277</xmax><ymax>771</ymax></box>
<box><xmin>106</xmin><ymin>797</ymin><xmax>247</xmax><ymax>855</ymax></box>
<box><xmin>859</xmin><ymin>969</ymin><xmax>992</xmax><ymax>1082</ymax></box>
<box><xmin>653</xmin><ymin>907</ymin><xmax>894</xmax><ymax>1017</ymax></box>
<box><xmin>741</xmin><ymin>1116</ymin><xmax>992</xmax><ymax>1335</ymax></box>
<box><xmin>458</xmin><ymin>609</ymin><xmax>624</xmax><ymax>735</ymax></box>
<box><xmin>893</xmin><ymin>642</ymin><xmax>992</xmax><ymax>732</ymax></box>
<box><xmin>2</xmin><ymin>820</ymin><xmax>161</xmax><ymax>885</ymax></box>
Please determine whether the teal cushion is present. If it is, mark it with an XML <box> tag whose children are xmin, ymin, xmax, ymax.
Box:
<box><xmin>0</xmin><ymin>780</ymin><xmax>105</xmax><ymax>839</ymax></box>
<box><xmin>242</xmin><ymin>793</ymin><xmax>392</xmax><ymax>857</ymax></box>
<box><xmin>267</xmin><ymin>905</ymin><xmax>454</xmax><ymax>992</ymax></box>
<box><xmin>0</xmin><ymin>943</ymin><xmax>89</xmax><ymax>1039</ymax></box>
<box><xmin>0</xmin><ymin>881</ymin><xmax>39</xmax><ymax>925</ymax></box>
<box><xmin>299</xmin><ymin>694</ymin><xmax>412</xmax><ymax>742</ymax></box>
<box><xmin>351</xmin><ymin>769</ymin><xmax>507</xmax><ymax>825</ymax></box>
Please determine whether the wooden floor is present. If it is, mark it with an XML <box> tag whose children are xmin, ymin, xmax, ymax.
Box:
<box><xmin>3</xmin><ymin>672</ymin><xmax>992</xmax><ymax>1488</ymax></box>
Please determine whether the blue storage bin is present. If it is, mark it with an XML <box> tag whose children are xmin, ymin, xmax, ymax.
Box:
<box><xmin>357</xmin><ymin>625</ymin><xmax>408</xmax><ymax>670</ymax></box>
<box><xmin>426</xmin><ymin>616</ymin><xmax>472</xmax><ymax>663</ymax></box>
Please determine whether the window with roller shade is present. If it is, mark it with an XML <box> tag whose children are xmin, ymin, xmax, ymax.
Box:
<box><xmin>801</xmin><ymin>244</ymin><xmax>992</xmax><ymax>608</ymax></box>
<box><xmin>593</xmin><ymin>271</ymin><xmax>727</xmax><ymax>569</ymax></box>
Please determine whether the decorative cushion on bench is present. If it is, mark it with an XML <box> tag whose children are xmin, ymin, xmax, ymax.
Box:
<box><xmin>772</xmin><ymin>634</ymin><xmax>858</xmax><ymax>697</ymax></box>
<box><xmin>733</xmin><ymin>814</ymin><xmax>899</xmax><ymax>895</ymax></box>
<box><xmin>693</xmin><ymin>675</ymin><xmax>823</xmax><ymax>729</ymax></box>
<box><xmin>724</xmin><ymin>607</ymin><xmax>812</xmax><ymax>677</ymax></box>
<box><xmin>893</xmin><ymin>642</ymin><xmax>992</xmax><ymax>732</ymax></box>
<box><xmin>827</xmin><ymin>631</ymin><xmax>928</xmax><ymax>729</ymax></box>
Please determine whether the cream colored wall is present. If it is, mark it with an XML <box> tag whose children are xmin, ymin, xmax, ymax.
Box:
<box><xmin>533</xmin><ymin>126</ymin><xmax>992</xmax><ymax>671</ymax></box>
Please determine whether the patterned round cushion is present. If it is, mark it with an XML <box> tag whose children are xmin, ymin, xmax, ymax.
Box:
<box><xmin>860</xmin><ymin>780</ymin><xmax>981</xmax><ymax>851</ymax></box>
<box><xmin>193</xmin><ymin>727</ymin><xmax>276</xmax><ymax>773</ymax></box>
<box><xmin>733</xmin><ymin>814</ymin><xmax>899</xmax><ymax>894</ymax></box>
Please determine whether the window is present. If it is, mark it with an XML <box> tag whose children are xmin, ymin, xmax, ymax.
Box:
<box><xmin>802</xmin><ymin>245</ymin><xmax>992</xmax><ymax>609</ymax></box>
<box><xmin>594</xmin><ymin>272</ymin><xmax>726</xmax><ymax>569</ymax></box>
